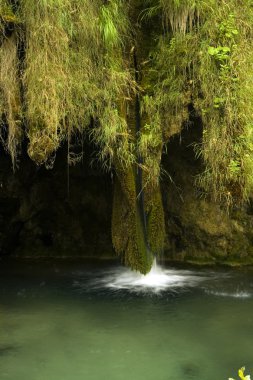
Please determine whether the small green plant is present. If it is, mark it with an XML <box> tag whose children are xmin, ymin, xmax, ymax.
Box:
<box><xmin>229</xmin><ymin>367</ymin><xmax>251</xmax><ymax>380</ymax></box>
<box><xmin>228</xmin><ymin>159</ymin><xmax>241</xmax><ymax>176</ymax></box>
<box><xmin>219</xmin><ymin>13</ymin><xmax>239</xmax><ymax>39</ymax></box>
<box><xmin>208</xmin><ymin>46</ymin><xmax>231</xmax><ymax>61</ymax></box>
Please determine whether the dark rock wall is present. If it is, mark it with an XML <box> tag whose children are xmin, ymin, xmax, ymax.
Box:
<box><xmin>0</xmin><ymin>130</ymin><xmax>253</xmax><ymax>264</ymax></box>
<box><xmin>0</xmin><ymin>144</ymin><xmax>113</xmax><ymax>258</ymax></box>
<box><xmin>162</xmin><ymin>122</ymin><xmax>253</xmax><ymax>265</ymax></box>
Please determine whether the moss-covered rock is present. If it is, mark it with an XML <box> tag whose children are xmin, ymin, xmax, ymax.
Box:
<box><xmin>163</xmin><ymin>123</ymin><xmax>253</xmax><ymax>266</ymax></box>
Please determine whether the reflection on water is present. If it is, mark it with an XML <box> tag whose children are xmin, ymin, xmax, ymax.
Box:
<box><xmin>0</xmin><ymin>260</ymin><xmax>253</xmax><ymax>380</ymax></box>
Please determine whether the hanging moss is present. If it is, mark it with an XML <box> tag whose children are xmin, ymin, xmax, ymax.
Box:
<box><xmin>193</xmin><ymin>1</ymin><xmax>253</xmax><ymax>205</ymax></box>
<box><xmin>0</xmin><ymin>30</ymin><xmax>22</xmax><ymax>167</ymax></box>
<box><xmin>1</xmin><ymin>0</ymin><xmax>253</xmax><ymax>272</ymax></box>
<box><xmin>20</xmin><ymin>0</ymin><xmax>71</xmax><ymax>164</ymax></box>
<box><xmin>0</xmin><ymin>1</ymin><xmax>22</xmax><ymax>168</ymax></box>
<box><xmin>144</xmin><ymin>0</ymin><xmax>253</xmax><ymax>207</ymax></box>
<box><xmin>97</xmin><ymin>0</ymin><xmax>136</xmax><ymax>170</ymax></box>
<box><xmin>0</xmin><ymin>0</ymin><xmax>19</xmax><ymax>26</ymax></box>
<box><xmin>19</xmin><ymin>0</ymin><xmax>135</xmax><ymax>167</ymax></box>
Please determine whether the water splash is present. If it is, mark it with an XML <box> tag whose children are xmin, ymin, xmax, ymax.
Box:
<box><xmin>105</xmin><ymin>259</ymin><xmax>207</xmax><ymax>293</ymax></box>
<box><xmin>72</xmin><ymin>261</ymin><xmax>253</xmax><ymax>298</ymax></box>
<box><xmin>73</xmin><ymin>259</ymin><xmax>209</xmax><ymax>294</ymax></box>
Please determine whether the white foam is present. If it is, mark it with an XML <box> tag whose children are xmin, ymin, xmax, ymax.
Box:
<box><xmin>205</xmin><ymin>290</ymin><xmax>251</xmax><ymax>299</ymax></box>
<box><xmin>98</xmin><ymin>259</ymin><xmax>207</xmax><ymax>293</ymax></box>
<box><xmin>72</xmin><ymin>260</ymin><xmax>251</xmax><ymax>296</ymax></box>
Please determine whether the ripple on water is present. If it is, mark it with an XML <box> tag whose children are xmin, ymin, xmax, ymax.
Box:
<box><xmin>204</xmin><ymin>290</ymin><xmax>251</xmax><ymax>299</ymax></box>
<box><xmin>0</xmin><ymin>345</ymin><xmax>18</xmax><ymax>357</ymax></box>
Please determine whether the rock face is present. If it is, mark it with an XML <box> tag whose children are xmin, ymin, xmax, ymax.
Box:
<box><xmin>0</xmin><ymin>144</ymin><xmax>113</xmax><ymax>258</ymax></box>
<box><xmin>162</xmin><ymin>123</ymin><xmax>253</xmax><ymax>265</ymax></box>
<box><xmin>0</xmin><ymin>129</ymin><xmax>253</xmax><ymax>265</ymax></box>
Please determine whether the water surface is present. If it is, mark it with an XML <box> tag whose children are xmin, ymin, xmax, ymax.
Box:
<box><xmin>0</xmin><ymin>259</ymin><xmax>253</xmax><ymax>380</ymax></box>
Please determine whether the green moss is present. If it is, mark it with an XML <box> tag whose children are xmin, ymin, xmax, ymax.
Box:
<box><xmin>112</xmin><ymin>169</ymin><xmax>153</xmax><ymax>274</ymax></box>
<box><xmin>125</xmin><ymin>207</ymin><xmax>153</xmax><ymax>274</ymax></box>
<box><xmin>217</xmin><ymin>257</ymin><xmax>253</xmax><ymax>267</ymax></box>
<box><xmin>1</xmin><ymin>0</ymin><xmax>253</xmax><ymax>271</ymax></box>
<box><xmin>1</xmin><ymin>1</ymin><xmax>253</xmax><ymax>202</ymax></box>
<box><xmin>186</xmin><ymin>259</ymin><xmax>216</xmax><ymax>266</ymax></box>
<box><xmin>145</xmin><ymin>184</ymin><xmax>165</xmax><ymax>254</ymax></box>
<box><xmin>193</xmin><ymin>2</ymin><xmax>253</xmax><ymax>205</ymax></box>
<box><xmin>142</xmin><ymin>0</ymin><xmax>253</xmax><ymax>207</ymax></box>
<box><xmin>0</xmin><ymin>32</ymin><xmax>22</xmax><ymax>167</ymax></box>
<box><xmin>111</xmin><ymin>176</ymin><xmax>129</xmax><ymax>255</ymax></box>
<box><xmin>0</xmin><ymin>0</ymin><xmax>19</xmax><ymax>25</ymax></box>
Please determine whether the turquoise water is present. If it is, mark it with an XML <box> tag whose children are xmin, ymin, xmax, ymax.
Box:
<box><xmin>0</xmin><ymin>260</ymin><xmax>253</xmax><ymax>380</ymax></box>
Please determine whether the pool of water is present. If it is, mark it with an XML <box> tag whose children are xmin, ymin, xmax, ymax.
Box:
<box><xmin>0</xmin><ymin>259</ymin><xmax>253</xmax><ymax>380</ymax></box>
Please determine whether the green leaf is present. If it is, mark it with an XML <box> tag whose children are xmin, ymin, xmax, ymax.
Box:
<box><xmin>221</xmin><ymin>46</ymin><xmax>230</xmax><ymax>52</ymax></box>
<box><xmin>208</xmin><ymin>46</ymin><xmax>217</xmax><ymax>56</ymax></box>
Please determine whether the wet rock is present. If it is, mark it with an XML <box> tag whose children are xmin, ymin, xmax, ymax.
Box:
<box><xmin>0</xmin><ymin>144</ymin><xmax>113</xmax><ymax>259</ymax></box>
<box><xmin>0</xmin><ymin>128</ymin><xmax>253</xmax><ymax>265</ymax></box>
<box><xmin>162</xmin><ymin>122</ymin><xmax>253</xmax><ymax>265</ymax></box>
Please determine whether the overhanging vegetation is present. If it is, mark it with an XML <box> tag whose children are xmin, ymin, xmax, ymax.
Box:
<box><xmin>0</xmin><ymin>0</ymin><xmax>252</xmax><ymax>273</ymax></box>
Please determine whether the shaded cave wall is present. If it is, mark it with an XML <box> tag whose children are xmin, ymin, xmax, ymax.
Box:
<box><xmin>0</xmin><ymin>143</ymin><xmax>113</xmax><ymax>258</ymax></box>
<box><xmin>1</xmin><ymin>126</ymin><xmax>253</xmax><ymax>264</ymax></box>
<box><xmin>163</xmin><ymin>123</ymin><xmax>253</xmax><ymax>265</ymax></box>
